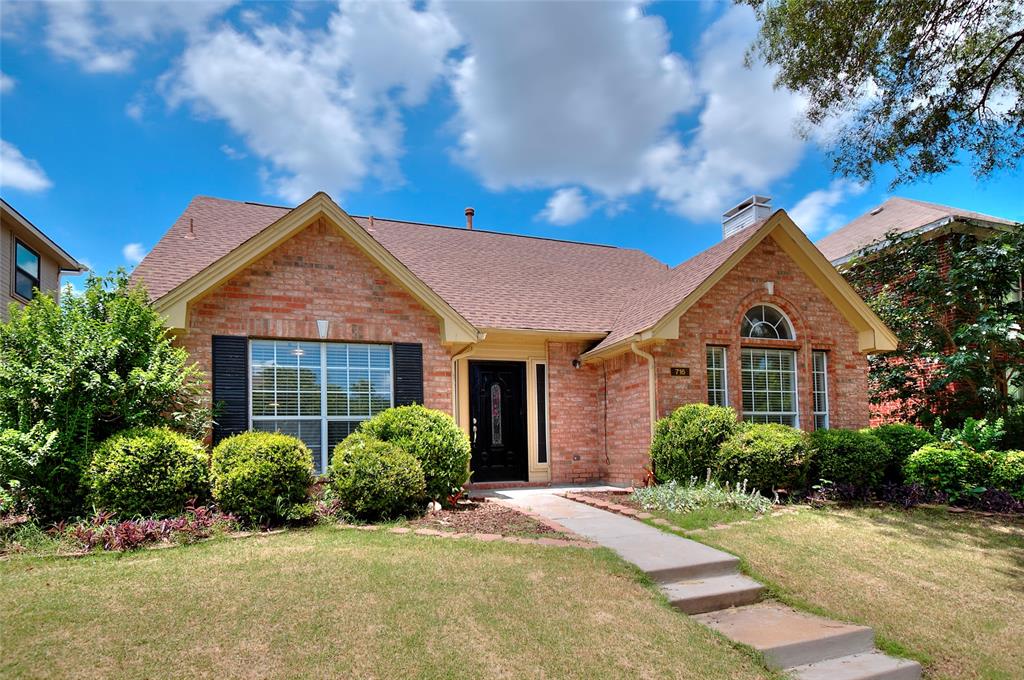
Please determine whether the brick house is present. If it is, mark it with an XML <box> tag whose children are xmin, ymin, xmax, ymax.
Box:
<box><xmin>132</xmin><ymin>192</ymin><xmax>895</xmax><ymax>486</ymax></box>
<box><xmin>816</xmin><ymin>197</ymin><xmax>1021</xmax><ymax>423</ymax></box>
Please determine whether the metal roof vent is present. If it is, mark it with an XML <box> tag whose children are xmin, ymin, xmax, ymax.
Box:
<box><xmin>722</xmin><ymin>195</ymin><xmax>772</xmax><ymax>239</ymax></box>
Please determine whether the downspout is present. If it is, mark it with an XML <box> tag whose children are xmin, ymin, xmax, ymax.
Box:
<box><xmin>630</xmin><ymin>342</ymin><xmax>657</xmax><ymax>439</ymax></box>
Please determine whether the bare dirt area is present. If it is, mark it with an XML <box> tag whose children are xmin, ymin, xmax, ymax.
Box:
<box><xmin>408</xmin><ymin>499</ymin><xmax>575</xmax><ymax>539</ymax></box>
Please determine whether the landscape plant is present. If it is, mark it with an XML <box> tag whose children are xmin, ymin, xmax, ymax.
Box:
<box><xmin>631</xmin><ymin>474</ymin><xmax>773</xmax><ymax>515</ymax></box>
<box><xmin>649</xmin><ymin>404</ymin><xmax>737</xmax><ymax>483</ymax></box>
<box><xmin>989</xmin><ymin>451</ymin><xmax>1024</xmax><ymax>500</ymax></box>
<box><xmin>330</xmin><ymin>432</ymin><xmax>426</xmax><ymax>520</ymax></box>
<box><xmin>0</xmin><ymin>424</ymin><xmax>59</xmax><ymax>517</ymax></box>
<box><xmin>903</xmin><ymin>444</ymin><xmax>977</xmax><ymax>500</ymax></box>
<box><xmin>717</xmin><ymin>423</ymin><xmax>810</xmax><ymax>493</ymax></box>
<box><xmin>809</xmin><ymin>428</ymin><xmax>890</xmax><ymax>489</ymax></box>
<box><xmin>867</xmin><ymin>423</ymin><xmax>936</xmax><ymax>482</ymax></box>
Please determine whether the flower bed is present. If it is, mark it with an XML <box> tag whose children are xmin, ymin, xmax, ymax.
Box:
<box><xmin>407</xmin><ymin>498</ymin><xmax>575</xmax><ymax>539</ymax></box>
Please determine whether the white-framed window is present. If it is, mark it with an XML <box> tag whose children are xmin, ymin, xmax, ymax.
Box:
<box><xmin>812</xmin><ymin>351</ymin><xmax>829</xmax><ymax>429</ymax></box>
<box><xmin>249</xmin><ymin>339</ymin><xmax>393</xmax><ymax>474</ymax></box>
<box><xmin>706</xmin><ymin>346</ymin><xmax>728</xmax><ymax>406</ymax></box>
<box><xmin>741</xmin><ymin>304</ymin><xmax>795</xmax><ymax>340</ymax></box>
<box><xmin>741</xmin><ymin>348</ymin><xmax>798</xmax><ymax>426</ymax></box>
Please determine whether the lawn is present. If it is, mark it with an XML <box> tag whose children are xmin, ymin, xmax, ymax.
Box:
<box><xmin>1</xmin><ymin>526</ymin><xmax>772</xmax><ymax>680</ymax></box>
<box><xmin>694</xmin><ymin>506</ymin><xmax>1024</xmax><ymax>680</ymax></box>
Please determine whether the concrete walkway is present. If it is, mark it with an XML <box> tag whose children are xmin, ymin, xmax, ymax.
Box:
<box><xmin>498</xmin><ymin>490</ymin><xmax>920</xmax><ymax>680</ymax></box>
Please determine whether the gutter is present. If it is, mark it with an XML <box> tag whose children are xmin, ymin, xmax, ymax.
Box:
<box><xmin>630</xmin><ymin>341</ymin><xmax>657</xmax><ymax>439</ymax></box>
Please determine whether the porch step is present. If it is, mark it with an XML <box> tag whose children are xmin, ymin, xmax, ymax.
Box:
<box><xmin>790</xmin><ymin>652</ymin><xmax>922</xmax><ymax>680</ymax></box>
<box><xmin>694</xmin><ymin>603</ymin><xmax>874</xmax><ymax>669</ymax></box>
<box><xmin>660</xmin><ymin>573</ymin><xmax>765</xmax><ymax>614</ymax></box>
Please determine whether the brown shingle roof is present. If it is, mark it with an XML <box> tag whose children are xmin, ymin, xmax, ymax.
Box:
<box><xmin>815</xmin><ymin>197</ymin><xmax>1016</xmax><ymax>263</ymax></box>
<box><xmin>132</xmin><ymin>195</ymin><xmax>669</xmax><ymax>333</ymax></box>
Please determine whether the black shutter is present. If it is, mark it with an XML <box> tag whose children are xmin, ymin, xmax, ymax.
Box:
<box><xmin>393</xmin><ymin>343</ymin><xmax>424</xmax><ymax>406</ymax></box>
<box><xmin>212</xmin><ymin>335</ymin><xmax>249</xmax><ymax>444</ymax></box>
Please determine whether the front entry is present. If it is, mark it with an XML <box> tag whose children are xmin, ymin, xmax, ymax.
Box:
<box><xmin>468</xmin><ymin>360</ymin><xmax>528</xmax><ymax>482</ymax></box>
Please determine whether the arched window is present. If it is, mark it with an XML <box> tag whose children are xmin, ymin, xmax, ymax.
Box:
<box><xmin>741</xmin><ymin>305</ymin><xmax>794</xmax><ymax>340</ymax></box>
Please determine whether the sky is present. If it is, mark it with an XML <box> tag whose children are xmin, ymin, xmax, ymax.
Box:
<box><xmin>1</xmin><ymin>0</ymin><xmax>1021</xmax><ymax>295</ymax></box>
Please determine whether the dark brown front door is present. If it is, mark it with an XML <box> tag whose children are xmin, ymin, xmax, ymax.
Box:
<box><xmin>469</xmin><ymin>360</ymin><xmax>527</xmax><ymax>482</ymax></box>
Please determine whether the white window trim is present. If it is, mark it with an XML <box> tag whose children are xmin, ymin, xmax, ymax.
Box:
<box><xmin>247</xmin><ymin>339</ymin><xmax>394</xmax><ymax>473</ymax></box>
<box><xmin>813</xmin><ymin>351</ymin><xmax>829</xmax><ymax>429</ymax></box>
<box><xmin>741</xmin><ymin>303</ymin><xmax>797</xmax><ymax>341</ymax></box>
<box><xmin>706</xmin><ymin>346</ymin><xmax>729</xmax><ymax>407</ymax></box>
<box><xmin>740</xmin><ymin>347</ymin><xmax>799</xmax><ymax>427</ymax></box>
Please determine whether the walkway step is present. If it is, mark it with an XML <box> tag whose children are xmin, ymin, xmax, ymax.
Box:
<box><xmin>661</xmin><ymin>573</ymin><xmax>765</xmax><ymax>614</ymax></box>
<box><xmin>694</xmin><ymin>603</ymin><xmax>874</xmax><ymax>669</ymax></box>
<box><xmin>790</xmin><ymin>652</ymin><xmax>922</xmax><ymax>680</ymax></box>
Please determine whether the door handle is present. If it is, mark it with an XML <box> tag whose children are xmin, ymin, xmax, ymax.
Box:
<box><xmin>471</xmin><ymin>417</ymin><xmax>477</xmax><ymax>445</ymax></box>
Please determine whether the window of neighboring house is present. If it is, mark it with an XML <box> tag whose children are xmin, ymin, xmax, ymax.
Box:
<box><xmin>14</xmin><ymin>241</ymin><xmax>40</xmax><ymax>301</ymax></box>
<box><xmin>249</xmin><ymin>339</ymin><xmax>393</xmax><ymax>474</ymax></box>
<box><xmin>706</xmin><ymin>346</ymin><xmax>728</xmax><ymax>406</ymax></box>
<box><xmin>741</xmin><ymin>348</ymin><xmax>799</xmax><ymax>426</ymax></box>
<box><xmin>812</xmin><ymin>351</ymin><xmax>829</xmax><ymax>429</ymax></box>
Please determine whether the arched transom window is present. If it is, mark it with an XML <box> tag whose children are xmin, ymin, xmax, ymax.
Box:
<box><xmin>741</xmin><ymin>305</ymin><xmax>794</xmax><ymax>340</ymax></box>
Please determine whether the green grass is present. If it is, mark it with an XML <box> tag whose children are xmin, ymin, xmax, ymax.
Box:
<box><xmin>1</xmin><ymin>526</ymin><xmax>773</xmax><ymax>679</ymax></box>
<box><xmin>693</xmin><ymin>506</ymin><xmax>1024</xmax><ymax>680</ymax></box>
<box><xmin>645</xmin><ymin>505</ymin><xmax>761</xmax><ymax>531</ymax></box>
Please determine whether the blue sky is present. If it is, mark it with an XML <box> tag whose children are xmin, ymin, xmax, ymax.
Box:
<box><xmin>1</xmin><ymin>1</ymin><xmax>1021</xmax><ymax>294</ymax></box>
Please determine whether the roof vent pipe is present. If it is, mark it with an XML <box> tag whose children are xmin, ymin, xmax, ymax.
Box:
<box><xmin>722</xmin><ymin>195</ymin><xmax>772</xmax><ymax>239</ymax></box>
<box><xmin>185</xmin><ymin>218</ymin><xmax>196</xmax><ymax>240</ymax></box>
<box><xmin>465</xmin><ymin>207</ymin><xmax>475</xmax><ymax>230</ymax></box>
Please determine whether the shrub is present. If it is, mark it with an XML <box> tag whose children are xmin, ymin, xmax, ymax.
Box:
<box><xmin>0</xmin><ymin>272</ymin><xmax>209</xmax><ymax>520</ymax></box>
<box><xmin>0</xmin><ymin>424</ymin><xmax>59</xmax><ymax>516</ymax></box>
<box><xmin>717</xmin><ymin>424</ymin><xmax>810</xmax><ymax>493</ymax></box>
<box><xmin>631</xmin><ymin>477</ymin><xmax>773</xmax><ymax>514</ymax></box>
<box><xmin>990</xmin><ymin>451</ymin><xmax>1024</xmax><ymax>499</ymax></box>
<box><xmin>330</xmin><ymin>432</ymin><xmax>426</xmax><ymax>519</ymax></box>
<box><xmin>809</xmin><ymin>429</ymin><xmax>891</xmax><ymax>489</ymax></box>
<box><xmin>650</xmin><ymin>404</ymin><xmax>737</xmax><ymax>483</ymax></box>
<box><xmin>86</xmin><ymin>427</ymin><xmax>209</xmax><ymax>517</ymax></box>
<box><xmin>1003</xmin><ymin>405</ymin><xmax>1024</xmax><ymax>450</ymax></box>
<box><xmin>936</xmin><ymin>416</ymin><xmax>1005</xmax><ymax>451</ymax></box>
<box><xmin>868</xmin><ymin>423</ymin><xmax>936</xmax><ymax>482</ymax></box>
<box><xmin>359</xmin><ymin>405</ymin><xmax>470</xmax><ymax>501</ymax></box>
<box><xmin>211</xmin><ymin>432</ymin><xmax>314</xmax><ymax>525</ymax></box>
<box><xmin>903</xmin><ymin>444</ymin><xmax>979</xmax><ymax>499</ymax></box>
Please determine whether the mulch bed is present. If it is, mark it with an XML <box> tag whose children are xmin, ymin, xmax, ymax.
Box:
<box><xmin>408</xmin><ymin>498</ymin><xmax>575</xmax><ymax>540</ymax></box>
<box><xmin>574</xmin><ymin>490</ymin><xmax>641</xmax><ymax>510</ymax></box>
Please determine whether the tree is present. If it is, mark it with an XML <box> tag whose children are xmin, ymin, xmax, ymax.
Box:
<box><xmin>844</xmin><ymin>226</ymin><xmax>1024</xmax><ymax>427</ymax></box>
<box><xmin>744</xmin><ymin>0</ymin><xmax>1024</xmax><ymax>186</ymax></box>
<box><xmin>0</xmin><ymin>272</ymin><xmax>207</xmax><ymax>519</ymax></box>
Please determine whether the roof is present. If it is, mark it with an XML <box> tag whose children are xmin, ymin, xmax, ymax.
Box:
<box><xmin>132</xmin><ymin>195</ymin><xmax>668</xmax><ymax>333</ymax></box>
<box><xmin>816</xmin><ymin>197</ymin><xmax>1016</xmax><ymax>263</ymax></box>
<box><xmin>0</xmin><ymin>198</ymin><xmax>86</xmax><ymax>272</ymax></box>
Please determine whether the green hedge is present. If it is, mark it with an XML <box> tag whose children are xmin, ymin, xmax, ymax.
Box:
<box><xmin>330</xmin><ymin>432</ymin><xmax>426</xmax><ymax>519</ymax></box>
<box><xmin>904</xmin><ymin>444</ymin><xmax>978</xmax><ymax>499</ymax></box>
<box><xmin>211</xmin><ymin>432</ymin><xmax>313</xmax><ymax>525</ymax></box>
<box><xmin>867</xmin><ymin>423</ymin><xmax>936</xmax><ymax>482</ymax></box>
<box><xmin>86</xmin><ymin>427</ymin><xmax>209</xmax><ymax>517</ymax></box>
<box><xmin>359</xmin><ymin>405</ymin><xmax>470</xmax><ymax>501</ymax></box>
<box><xmin>718</xmin><ymin>424</ymin><xmax>810</xmax><ymax>493</ymax></box>
<box><xmin>809</xmin><ymin>429</ymin><xmax>891</xmax><ymax>489</ymax></box>
<box><xmin>990</xmin><ymin>450</ymin><xmax>1024</xmax><ymax>499</ymax></box>
<box><xmin>650</xmin><ymin>404</ymin><xmax>737</xmax><ymax>483</ymax></box>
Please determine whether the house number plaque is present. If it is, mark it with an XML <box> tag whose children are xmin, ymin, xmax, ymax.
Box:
<box><xmin>670</xmin><ymin>366</ymin><xmax>690</xmax><ymax>377</ymax></box>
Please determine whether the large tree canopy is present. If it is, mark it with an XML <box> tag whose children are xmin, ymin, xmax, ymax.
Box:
<box><xmin>744</xmin><ymin>0</ymin><xmax>1024</xmax><ymax>185</ymax></box>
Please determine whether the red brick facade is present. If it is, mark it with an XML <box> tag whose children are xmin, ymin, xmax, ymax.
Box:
<box><xmin>179</xmin><ymin>219</ymin><xmax>451</xmax><ymax>412</ymax></box>
<box><xmin>546</xmin><ymin>341</ymin><xmax>604</xmax><ymax>484</ymax></box>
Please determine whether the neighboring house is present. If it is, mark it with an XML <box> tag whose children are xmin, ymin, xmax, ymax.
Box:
<box><xmin>0</xmin><ymin>199</ymin><xmax>86</xmax><ymax>320</ymax></box>
<box><xmin>132</xmin><ymin>193</ymin><xmax>895</xmax><ymax>486</ymax></box>
<box><xmin>817</xmin><ymin>197</ymin><xmax>1022</xmax><ymax>420</ymax></box>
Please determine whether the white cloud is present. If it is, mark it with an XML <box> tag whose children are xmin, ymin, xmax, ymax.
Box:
<box><xmin>538</xmin><ymin>187</ymin><xmax>592</xmax><ymax>226</ymax></box>
<box><xmin>220</xmin><ymin>144</ymin><xmax>247</xmax><ymax>161</ymax></box>
<box><xmin>446</xmin><ymin>1</ymin><xmax>696</xmax><ymax>194</ymax></box>
<box><xmin>124</xmin><ymin>94</ymin><xmax>144</xmax><ymax>121</ymax></box>
<box><xmin>0</xmin><ymin>71</ymin><xmax>14</xmax><ymax>93</ymax></box>
<box><xmin>165</xmin><ymin>1</ymin><xmax>459</xmax><ymax>202</ymax></box>
<box><xmin>789</xmin><ymin>179</ymin><xmax>867</xmax><ymax>236</ymax></box>
<box><xmin>122</xmin><ymin>242</ymin><xmax>147</xmax><ymax>265</ymax></box>
<box><xmin>0</xmin><ymin>140</ymin><xmax>53</xmax><ymax>192</ymax></box>
<box><xmin>43</xmin><ymin>0</ymin><xmax>232</xmax><ymax>73</ymax></box>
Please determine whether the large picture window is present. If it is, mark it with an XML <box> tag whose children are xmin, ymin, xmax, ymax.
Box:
<box><xmin>250</xmin><ymin>339</ymin><xmax>393</xmax><ymax>473</ymax></box>
<box><xmin>706</xmin><ymin>346</ymin><xmax>728</xmax><ymax>406</ymax></box>
<box><xmin>741</xmin><ymin>348</ymin><xmax>798</xmax><ymax>426</ymax></box>
<box><xmin>14</xmin><ymin>241</ymin><xmax>40</xmax><ymax>301</ymax></box>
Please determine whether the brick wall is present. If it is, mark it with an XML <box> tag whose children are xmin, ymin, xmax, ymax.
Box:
<box><xmin>179</xmin><ymin>218</ymin><xmax>452</xmax><ymax>412</ymax></box>
<box><xmin>601</xmin><ymin>350</ymin><xmax>652</xmax><ymax>486</ymax></box>
<box><xmin>546</xmin><ymin>341</ymin><xmax>604</xmax><ymax>484</ymax></box>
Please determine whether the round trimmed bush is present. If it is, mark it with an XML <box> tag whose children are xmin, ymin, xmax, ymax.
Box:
<box><xmin>809</xmin><ymin>429</ymin><xmax>891</xmax><ymax>489</ymax></box>
<box><xmin>717</xmin><ymin>423</ymin><xmax>810</xmax><ymax>493</ymax></box>
<box><xmin>330</xmin><ymin>432</ymin><xmax>426</xmax><ymax>519</ymax></box>
<box><xmin>210</xmin><ymin>432</ymin><xmax>314</xmax><ymax>525</ymax></box>
<box><xmin>650</xmin><ymin>404</ymin><xmax>737</xmax><ymax>483</ymax></box>
<box><xmin>903</xmin><ymin>443</ymin><xmax>976</xmax><ymax>499</ymax></box>
<box><xmin>86</xmin><ymin>427</ymin><xmax>209</xmax><ymax>517</ymax></box>
<box><xmin>358</xmin><ymin>405</ymin><xmax>470</xmax><ymax>501</ymax></box>
<box><xmin>867</xmin><ymin>423</ymin><xmax>936</xmax><ymax>482</ymax></box>
<box><xmin>990</xmin><ymin>451</ymin><xmax>1024</xmax><ymax>499</ymax></box>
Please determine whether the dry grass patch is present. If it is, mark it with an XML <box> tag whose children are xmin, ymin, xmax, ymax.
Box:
<box><xmin>696</xmin><ymin>506</ymin><xmax>1024</xmax><ymax>680</ymax></box>
<box><xmin>1</xmin><ymin>526</ymin><xmax>771</xmax><ymax>680</ymax></box>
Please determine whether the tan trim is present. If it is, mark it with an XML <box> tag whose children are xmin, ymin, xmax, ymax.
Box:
<box><xmin>630</xmin><ymin>342</ymin><xmax>657</xmax><ymax>439</ymax></box>
<box><xmin>832</xmin><ymin>218</ymin><xmax>1016</xmax><ymax>269</ymax></box>
<box><xmin>477</xmin><ymin>327</ymin><xmax>606</xmax><ymax>341</ymax></box>
<box><xmin>152</xmin><ymin>192</ymin><xmax>480</xmax><ymax>344</ymax></box>
<box><xmin>582</xmin><ymin>211</ymin><xmax>897</xmax><ymax>361</ymax></box>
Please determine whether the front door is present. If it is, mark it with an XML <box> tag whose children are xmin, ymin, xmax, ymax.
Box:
<box><xmin>469</xmin><ymin>360</ymin><xmax>528</xmax><ymax>482</ymax></box>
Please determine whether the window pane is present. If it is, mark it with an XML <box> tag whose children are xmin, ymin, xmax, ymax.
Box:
<box><xmin>706</xmin><ymin>346</ymin><xmax>727</xmax><ymax>406</ymax></box>
<box><xmin>14</xmin><ymin>269</ymin><xmax>35</xmax><ymax>299</ymax></box>
<box><xmin>741</xmin><ymin>305</ymin><xmax>794</xmax><ymax>340</ymax></box>
<box><xmin>812</xmin><ymin>351</ymin><xmax>829</xmax><ymax>429</ymax></box>
<box><xmin>741</xmin><ymin>348</ymin><xmax>798</xmax><ymax>426</ymax></box>
<box><xmin>15</xmin><ymin>242</ymin><xmax>39</xmax><ymax>277</ymax></box>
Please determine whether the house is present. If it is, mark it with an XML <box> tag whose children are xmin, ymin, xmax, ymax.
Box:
<box><xmin>817</xmin><ymin>197</ymin><xmax>1022</xmax><ymax>419</ymax></box>
<box><xmin>0</xmin><ymin>199</ymin><xmax>86</xmax><ymax>320</ymax></box>
<box><xmin>132</xmin><ymin>192</ymin><xmax>895</xmax><ymax>486</ymax></box>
